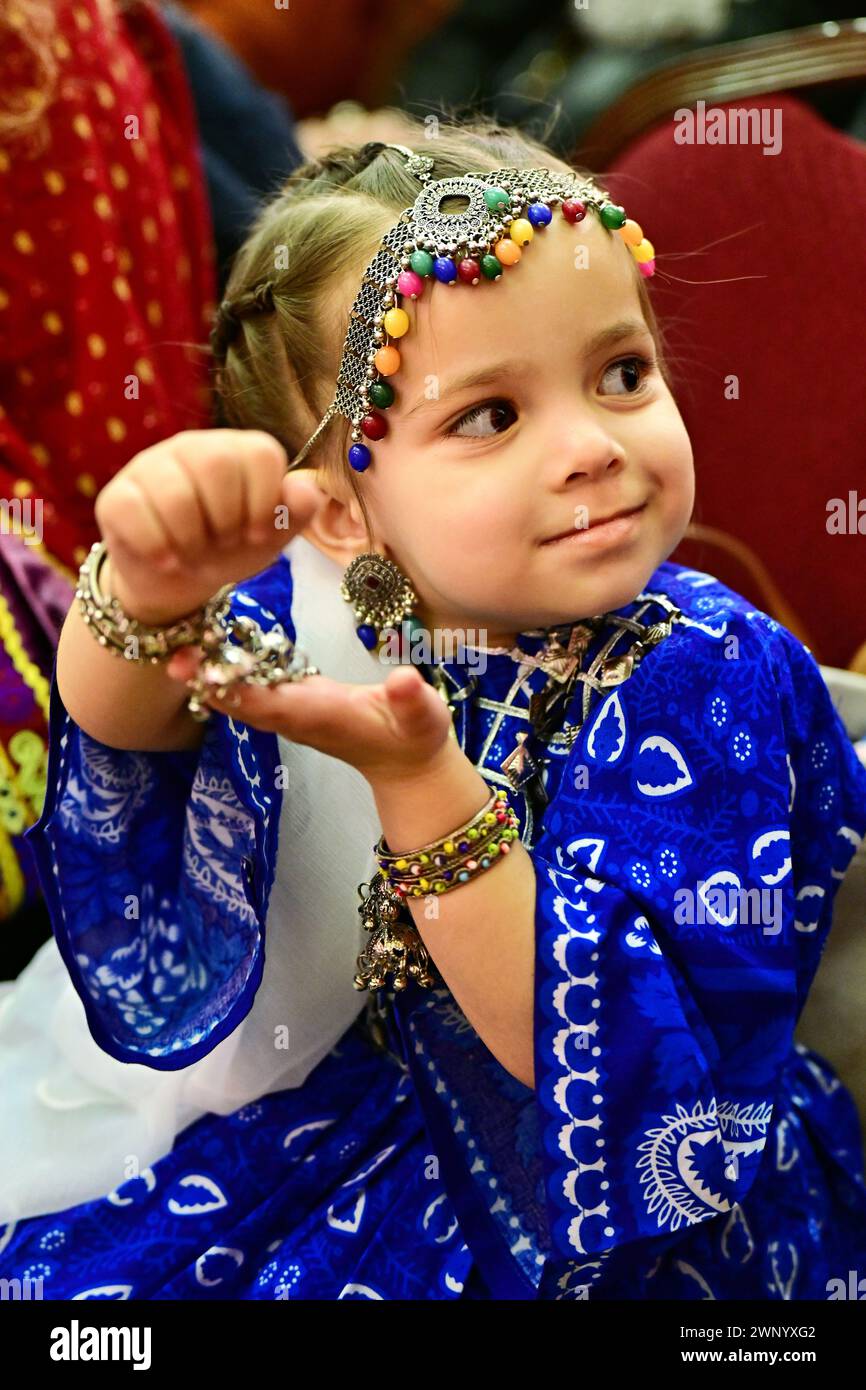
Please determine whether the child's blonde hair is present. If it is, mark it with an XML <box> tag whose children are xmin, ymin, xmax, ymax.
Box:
<box><xmin>212</xmin><ymin>114</ymin><xmax>668</xmax><ymax>547</ymax></box>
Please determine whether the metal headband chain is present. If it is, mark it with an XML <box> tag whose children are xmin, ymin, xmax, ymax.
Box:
<box><xmin>211</xmin><ymin>142</ymin><xmax>656</xmax><ymax>472</ymax></box>
<box><xmin>284</xmin><ymin>148</ymin><xmax>656</xmax><ymax>472</ymax></box>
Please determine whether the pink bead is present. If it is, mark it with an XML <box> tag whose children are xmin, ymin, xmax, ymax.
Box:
<box><xmin>638</xmin><ymin>258</ymin><xmax>655</xmax><ymax>278</ymax></box>
<box><xmin>465</xmin><ymin>859</ymin><xmax>478</xmax><ymax>872</ymax></box>
<box><xmin>397</xmin><ymin>270</ymin><xmax>425</xmax><ymax>300</ymax></box>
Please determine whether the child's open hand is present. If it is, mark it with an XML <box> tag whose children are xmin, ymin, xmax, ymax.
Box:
<box><xmin>94</xmin><ymin>429</ymin><xmax>324</xmax><ymax>626</ymax></box>
<box><xmin>165</xmin><ymin>648</ymin><xmax>455</xmax><ymax>787</ymax></box>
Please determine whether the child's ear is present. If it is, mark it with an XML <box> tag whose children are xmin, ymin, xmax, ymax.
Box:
<box><xmin>296</xmin><ymin>475</ymin><xmax>373</xmax><ymax>567</ymax></box>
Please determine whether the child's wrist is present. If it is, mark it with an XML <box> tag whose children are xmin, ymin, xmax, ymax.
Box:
<box><xmin>101</xmin><ymin>553</ymin><xmax>205</xmax><ymax>628</ymax></box>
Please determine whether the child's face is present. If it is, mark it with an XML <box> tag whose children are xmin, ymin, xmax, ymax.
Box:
<box><xmin>349</xmin><ymin>209</ymin><xmax>694</xmax><ymax>645</ymax></box>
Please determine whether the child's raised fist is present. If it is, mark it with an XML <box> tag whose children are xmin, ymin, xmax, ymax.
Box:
<box><xmin>93</xmin><ymin>429</ymin><xmax>323</xmax><ymax>624</ymax></box>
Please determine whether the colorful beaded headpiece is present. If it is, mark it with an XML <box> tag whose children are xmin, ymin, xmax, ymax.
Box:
<box><xmin>286</xmin><ymin>144</ymin><xmax>656</xmax><ymax>474</ymax></box>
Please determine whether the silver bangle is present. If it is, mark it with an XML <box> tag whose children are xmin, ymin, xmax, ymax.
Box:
<box><xmin>75</xmin><ymin>540</ymin><xmax>320</xmax><ymax>721</ymax></box>
<box><xmin>75</xmin><ymin>540</ymin><xmax>229</xmax><ymax>663</ymax></box>
<box><xmin>185</xmin><ymin>607</ymin><xmax>320</xmax><ymax>721</ymax></box>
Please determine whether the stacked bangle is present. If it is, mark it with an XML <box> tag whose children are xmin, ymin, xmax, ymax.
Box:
<box><xmin>75</xmin><ymin>540</ymin><xmax>231</xmax><ymax>662</ymax></box>
<box><xmin>355</xmin><ymin>784</ymin><xmax>522</xmax><ymax>991</ymax></box>
<box><xmin>375</xmin><ymin>785</ymin><xmax>520</xmax><ymax>899</ymax></box>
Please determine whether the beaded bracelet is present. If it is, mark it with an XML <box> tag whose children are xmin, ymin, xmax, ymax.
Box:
<box><xmin>375</xmin><ymin>785</ymin><xmax>520</xmax><ymax>899</ymax></box>
<box><xmin>354</xmin><ymin>785</ymin><xmax>522</xmax><ymax>991</ymax></box>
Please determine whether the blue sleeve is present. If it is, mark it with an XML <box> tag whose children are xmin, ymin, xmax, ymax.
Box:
<box><xmin>23</xmin><ymin>571</ymin><xmax>291</xmax><ymax>1070</ymax></box>
<box><xmin>532</xmin><ymin>607</ymin><xmax>866</xmax><ymax>1273</ymax></box>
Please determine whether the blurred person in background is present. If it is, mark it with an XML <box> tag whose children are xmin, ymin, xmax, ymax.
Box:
<box><xmin>0</xmin><ymin>0</ymin><xmax>216</xmax><ymax>965</ymax></box>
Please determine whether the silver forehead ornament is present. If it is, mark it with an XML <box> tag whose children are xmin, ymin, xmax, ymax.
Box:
<box><xmin>286</xmin><ymin>146</ymin><xmax>656</xmax><ymax>475</ymax></box>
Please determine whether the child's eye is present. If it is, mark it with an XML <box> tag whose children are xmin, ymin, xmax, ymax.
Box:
<box><xmin>445</xmin><ymin>355</ymin><xmax>655</xmax><ymax>439</ymax></box>
<box><xmin>599</xmin><ymin>354</ymin><xmax>655</xmax><ymax>396</ymax></box>
<box><xmin>446</xmin><ymin>399</ymin><xmax>518</xmax><ymax>439</ymax></box>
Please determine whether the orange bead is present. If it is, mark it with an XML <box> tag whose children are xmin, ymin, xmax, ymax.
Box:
<box><xmin>494</xmin><ymin>238</ymin><xmax>522</xmax><ymax>266</ymax></box>
<box><xmin>618</xmin><ymin>218</ymin><xmax>643</xmax><ymax>246</ymax></box>
<box><xmin>374</xmin><ymin>345</ymin><xmax>401</xmax><ymax>376</ymax></box>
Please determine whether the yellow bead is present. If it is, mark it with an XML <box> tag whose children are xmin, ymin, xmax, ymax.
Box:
<box><xmin>509</xmin><ymin>218</ymin><xmax>534</xmax><ymax>246</ymax></box>
<box><xmin>434</xmin><ymin>882</ymin><xmax>446</xmax><ymax>892</ymax></box>
<box><xmin>418</xmin><ymin>878</ymin><xmax>429</xmax><ymax>890</ymax></box>
<box><xmin>483</xmin><ymin>812</ymin><xmax>496</xmax><ymax>824</ymax></box>
<box><xmin>619</xmin><ymin>218</ymin><xmax>643</xmax><ymax>246</ymax></box>
<box><xmin>494</xmin><ymin>238</ymin><xmax>522</xmax><ymax>266</ymax></box>
<box><xmin>468</xmin><ymin>828</ymin><xmax>478</xmax><ymax>839</ymax></box>
<box><xmin>383</xmin><ymin>307</ymin><xmax>409</xmax><ymax>338</ymax></box>
<box><xmin>632</xmin><ymin>238</ymin><xmax>655</xmax><ymax>263</ymax></box>
<box><xmin>419</xmin><ymin>853</ymin><xmax>429</xmax><ymax>864</ymax></box>
<box><xmin>395</xmin><ymin>858</ymin><xmax>409</xmax><ymax>870</ymax></box>
<box><xmin>443</xmin><ymin>841</ymin><xmax>454</xmax><ymax>854</ymax></box>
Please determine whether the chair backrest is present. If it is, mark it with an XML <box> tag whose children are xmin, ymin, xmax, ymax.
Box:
<box><xmin>795</xmin><ymin>666</ymin><xmax>866</xmax><ymax>1151</ymax></box>
<box><xmin>603</xmin><ymin>94</ymin><xmax>866</xmax><ymax>670</ymax></box>
<box><xmin>795</xmin><ymin>832</ymin><xmax>866</xmax><ymax>1151</ymax></box>
<box><xmin>580</xmin><ymin>21</ymin><xmax>866</xmax><ymax>168</ymax></box>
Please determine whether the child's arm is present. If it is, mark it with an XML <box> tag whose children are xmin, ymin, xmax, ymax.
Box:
<box><xmin>56</xmin><ymin>430</ymin><xmax>323</xmax><ymax>752</ymax></box>
<box><xmin>56</xmin><ymin>576</ymin><xmax>207</xmax><ymax>752</ymax></box>
<box><xmin>370</xmin><ymin>744</ymin><xmax>537</xmax><ymax>1087</ymax></box>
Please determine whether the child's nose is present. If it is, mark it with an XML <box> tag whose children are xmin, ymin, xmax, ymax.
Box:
<box><xmin>554</xmin><ymin>435</ymin><xmax>627</xmax><ymax>485</ymax></box>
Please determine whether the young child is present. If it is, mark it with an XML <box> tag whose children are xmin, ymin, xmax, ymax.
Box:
<box><xmin>2</xmin><ymin>119</ymin><xmax>865</xmax><ymax>1301</ymax></box>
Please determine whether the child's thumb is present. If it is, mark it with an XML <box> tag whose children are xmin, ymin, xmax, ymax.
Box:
<box><xmin>384</xmin><ymin>667</ymin><xmax>443</xmax><ymax>734</ymax></box>
<box><xmin>281</xmin><ymin>471</ymin><xmax>327</xmax><ymax>538</ymax></box>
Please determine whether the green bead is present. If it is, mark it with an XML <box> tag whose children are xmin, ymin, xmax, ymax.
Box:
<box><xmin>600</xmin><ymin>202</ymin><xmax>626</xmax><ymax>230</ymax></box>
<box><xmin>480</xmin><ymin>254</ymin><xmax>502</xmax><ymax>280</ymax></box>
<box><xmin>368</xmin><ymin>381</ymin><xmax>394</xmax><ymax>409</ymax></box>
<box><xmin>409</xmin><ymin>249</ymin><xmax>434</xmax><ymax>277</ymax></box>
<box><xmin>484</xmin><ymin>186</ymin><xmax>510</xmax><ymax>214</ymax></box>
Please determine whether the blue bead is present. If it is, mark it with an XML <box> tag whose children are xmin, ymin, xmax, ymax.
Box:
<box><xmin>357</xmin><ymin>624</ymin><xmax>378</xmax><ymax>649</ymax></box>
<box><xmin>348</xmin><ymin>443</ymin><xmax>371</xmax><ymax>472</ymax></box>
<box><xmin>433</xmin><ymin>256</ymin><xmax>457</xmax><ymax>283</ymax></box>
<box><xmin>527</xmin><ymin>202</ymin><xmax>552</xmax><ymax>228</ymax></box>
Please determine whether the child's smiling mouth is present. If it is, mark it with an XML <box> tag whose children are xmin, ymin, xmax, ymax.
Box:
<box><xmin>539</xmin><ymin>501</ymin><xmax>648</xmax><ymax>549</ymax></box>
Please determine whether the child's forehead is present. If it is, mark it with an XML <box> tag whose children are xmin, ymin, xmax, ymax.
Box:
<box><xmin>398</xmin><ymin>213</ymin><xmax>644</xmax><ymax>371</ymax></box>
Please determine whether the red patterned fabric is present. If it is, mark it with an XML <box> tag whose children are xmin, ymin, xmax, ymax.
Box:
<box><xmin>607</xmin><ymin>96</ymin><xmax>866</xmax><ymax>670</ymax></box>
<box><xmin>0</xmin><ymin>0</ymin><xmax>216</xmax><ymax>917</ymax></box>
<box><xmin>0</xmin><ymin>0</ymin><xmax>216</xmax><ymax>573</ymax></box>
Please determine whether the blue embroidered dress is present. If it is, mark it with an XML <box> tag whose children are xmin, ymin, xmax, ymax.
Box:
<box><xmin>3</xmin><ymin>557</ymin><xmax>866</xmax><ymax>1300</ymax></box>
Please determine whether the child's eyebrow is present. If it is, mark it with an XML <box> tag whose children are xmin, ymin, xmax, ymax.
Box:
<box><xmin>403</xmin><ymin>317</ymin><xmax>651</xmax><ymax>418</ymax></box>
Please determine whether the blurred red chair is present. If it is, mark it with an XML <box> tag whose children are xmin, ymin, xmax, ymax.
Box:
<box><xmin>580</xmin><ymin>71</ymin><xmax>866</xmax><ymax>670</ymax></box>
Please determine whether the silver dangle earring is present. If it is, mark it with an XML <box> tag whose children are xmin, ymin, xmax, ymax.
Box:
<box><xmin>341</xmin><ymin>552</ymin><xmax>418</xmax><ymax>654</ymax></box>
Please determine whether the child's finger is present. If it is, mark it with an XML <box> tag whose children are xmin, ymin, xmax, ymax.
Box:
<box><xmin>279</xmin><ymin>472</ymin><xmax>328</xmax><ymax>542</ymax></box>
<box><xmin>166</xmin><ymin>646</ymin><xmax>204</xmax><ymax>683</ymax></box>
<box><xmin>383</xmin><ymin>667</ymin><xmax>444</xmax><ymax>735</ymax></box>
<box><xmin>192</xmin><ymin>672</ymin><xmax>339</xmax><ymax>742</ymax></box>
